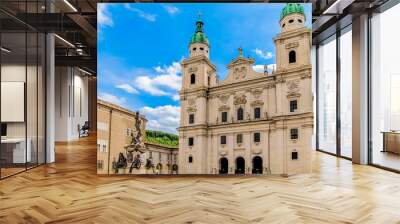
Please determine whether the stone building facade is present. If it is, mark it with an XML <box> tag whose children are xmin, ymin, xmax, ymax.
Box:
<box><xmin>178</xmin><ymin>4</ymin><xmax>313</xmax><ymax>175</ymax></box>
<box><xmin>97</xmin><ymin>99</ymin><xmax>178</xmax><ymax>175</ymax></box>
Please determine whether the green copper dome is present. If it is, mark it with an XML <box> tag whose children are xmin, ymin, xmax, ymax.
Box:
<box><xmin>190</xmin><ymin>17</ymin><xmax>209</xmax><ymax>45</ymax></box>
<box><xmin>280</xmin><ymin>3</ymin><xmax>305</xmax><ymax>21</ymax></box>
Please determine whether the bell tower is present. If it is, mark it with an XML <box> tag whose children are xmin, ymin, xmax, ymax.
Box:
<box><xmin>275</xmin><ymin>3</ymin><xmax>311</xmax><ymax>71</ymax></box>
<box><xmin>179</xmin><ymin>14</ymin><xmax>216</xmax><ymax>174</ymax></box>
<box><xmin>181</xmin><ymin>14</ymin><xmax>217</xmax><ymax>91</ymax></box>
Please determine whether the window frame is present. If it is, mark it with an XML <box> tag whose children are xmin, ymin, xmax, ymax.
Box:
<box><xmin>220</xmin><ymin>135</ymin><xmax>227</xmax><ymax>145</ymax></box>
<box><xmin>290</xmin><ymin>128</ymin><xmax>299</xmax><ymax>140</ymax></box>
<box><xmin>189</xmin><ymin>113</ymin><xmax>195</xmax><ymax>124</ymax></box>
<box><xmin>188</xmin><ymin>137</ymin><xmax>194</xmax><ymax>146</ymax></box>
<box><xmin>291</xmin><ymin>151</ymin><xmax>298</xmax><ymax>160</ymax></box>
<box><xmin>253</xmin><ymin>132</ymin><xmax>261</xmax><ymax>143</ymax></box>
<box><xmin>237</xmin><ymin>107</ymin><xmax>244</xmax><ymax>121</ymax></box>
<box><xmin>254</xmin><ymin>107</ymin><xmax>261</xmax><ymax>119</ymax></box>
<box><xmin>221</xmin><ymin>111</ymin><xmax>228</xmax><ymax>123</ymax></box>
<box><xmin>289</xmin><ymin>50</ymin><xmax>296</xmax><ymax>63</ymax></box>
<box><xmin>290</xmin><ymin>99</ymin><xmax>298</xmax><ymax>112</ymax></box>
<box><xmin>236</xmin><ymin>133</ymin><xmax>243</xmax><ymax>144</ymax></box>
<box><xmin>190</xmin><ymin>73</ymin><xmax>196</xmax><ymax>84</ymax></box>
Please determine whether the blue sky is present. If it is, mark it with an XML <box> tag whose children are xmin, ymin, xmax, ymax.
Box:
<box><xmin>98</xmin><ymin>3</ymin><xmax>311</xmax><ymax>133</ymax></box>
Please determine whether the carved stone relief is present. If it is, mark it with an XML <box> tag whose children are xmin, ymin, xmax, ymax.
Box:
<box><xmin>266</xmin><ymin>83</ymin><xmax>276</xmax><ymax>89</ymax></box>
<box><xmin>218</xmin><ymin>105</ymin><xmax>230</xmax><ymax>111</ymax></box>
<box><xmin>186</xmin><ymin>107</ymin><xmax>197</xmax><ymax>113</ymax></box>
<box><xmin>250</xmin><ymin>100</ymin><xmax>264</xmax><ymax>107</ymax></box>
<box><xmin>218</xmin><ymin>94</ymin><xmax>230</xmax><ymax>104</ymax></box>
<box><xmin>275</xmin><ymin>76</ymin><xmax>285</xmax><ymax>83</ymax></box>
<box><xmin>250</xmin><ymin>88</ymin><xmax>263</xmax><ymax>98</ymax></box>
<box><xmin>188</xmin><ymin>98</ymin><xmax>196</xmax><ymax>106</ymax></box>
<box><xmin>287</xmin><ymin>79</ymin><xmax>300</xmax><ymax>94</ymax></box>
<box><xmin>233</xmin><ymin>95</ymin><xmax>247</xmax><ymax>105</ymax></box>
<box><xmin>234</xmin><ymin>66</ymin><xmax>247</xmax><ymax>80</ymax></box>
<box><xmin>188</xmin><ymin>66</ymin><xmax>198</xmax><ymax>73</ymax></box>
<box><xmin>285</xmin><ymin>42</ymin><xmax>299</xmax><ymax>49</ymax></box>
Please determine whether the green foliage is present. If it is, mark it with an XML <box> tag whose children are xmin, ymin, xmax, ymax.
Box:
<box><xmin>145</xmin><ymin>130</ymin><xmax>179</xmax><ymax>148</ymax></box>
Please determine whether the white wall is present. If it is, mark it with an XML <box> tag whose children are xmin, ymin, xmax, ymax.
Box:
<box><xmin>55</xmin><ymin>67</ymin><xmax>89</xmax><ymax>141</ymax></box>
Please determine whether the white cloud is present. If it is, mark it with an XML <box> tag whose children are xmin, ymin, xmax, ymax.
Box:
<box><xmin>253</xmin><ymin>48</ymin><xmax>273</xmax><ymax>60</ymax></box>
<box><xmin>172</xmin><ymin>94</ymin><xmax>180</xmax><ymax>101</ymax></box>
<box><xmin>116</xmin><ymin>83</ymin><xmax>138</xmax><ymax>94</ymax></box>
<box><xmin>98</xmin><ymin>4</ymin><xmax>113</xmax><ymax>27</ymax></box>
<box><xmin>163</xmin><ymin>5</ymin><xmax>179</xmax><ymax>15</ymax></box>
<box><xmin>134</xmin><ymin>76</ymin><xmax>169</xmax><ymax>96</ymax></box>
<box><xmin>134</xmin><ymin>61</ymin><xmax>182</xmax><ymax>100</ymax></box>
<box><xmin>140</xmin><ymin>105</ymin><xmax>180</xmax><ymax>133</ymax></box>
<box><xmin>98</xmin><ymin>92</ymin><xmax>126</xmax><ymax>106</ymax></box>
<box><xmin>252</xmin><ymin>64</ymin><xmax>276</xmax><ymax>73</ymax></box>
<box><xmin>124</xmin><ymin>4</ymin><xmax>156</xmax><ymax>22</ymax></box>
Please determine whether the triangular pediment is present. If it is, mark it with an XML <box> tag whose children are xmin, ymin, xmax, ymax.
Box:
<box><xmin>220</xmin><ymin>56</ymin><xmax>265</xmax><ymax>85</ymax></box>
<box><xmin>227</xmin><ymin>56</ymin><xmax>254</xmax><ymax>68</ymax></box>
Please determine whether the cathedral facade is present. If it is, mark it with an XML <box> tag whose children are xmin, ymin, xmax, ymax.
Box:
<box><xmin>178</xmin><ymin>4</ymin><xmax>313</xmax><ymax>175</ymax></box>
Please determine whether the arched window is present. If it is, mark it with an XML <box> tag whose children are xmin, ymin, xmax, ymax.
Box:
<box><xmin>237</xmin><ymin>107</ymin><xmax>244</xmax><ymax>121</ymax></box>
<box><xmin>200</xmin><ymin>47</ymin><xmax>204</xmax><ymax>51</ymax></box>
<box><xmin>282</xmin><ymin>23</ymin><xmax>285</xmax><ymax>28</ymax></box>
<box><xmin>289</xmin><ymin>19</ymin><xmax>294</xmax><ymax>23</ymax></box>
<box><xmin>298</xmin><ymin>19</ymin><xmax>302</xmax><ymax>23</ymax></box>
<box><xmin>192</xmin><ymin>47</ymin><xmax>196</xmax><ymax>51</ymax></box>
<box><xmin>289</xmin><ymin>50</ymin><xmax>296</xmax><ymax>63</ymax></box>
<box><xmin>190</xmin><ymin>74</ymin><xmax>196</xmax><ymax>84</ymax></box>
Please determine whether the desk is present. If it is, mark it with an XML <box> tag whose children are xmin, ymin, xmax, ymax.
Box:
<box><xmin>382</xmin><ymin>131</ymin><xmax>400</xmax><ymax>154</ymax></box>
<box><xmin>1</xmin><ymin>138</ymin><xmax>31</xmax><ymax>163</ymax></box>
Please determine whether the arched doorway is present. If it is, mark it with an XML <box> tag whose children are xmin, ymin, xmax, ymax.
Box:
<box><xmin>219</xmin><ymin>157</ymin><xmax>228</xmax><ymax>174</ymax></box>
<box><xmin>235</xmin><ymin>157</ymin><xmax>245</xmax><ymax>174</ymax></box>
<box><xmin>252</xmin><ymin>156</ymin><xmax>263</xmax><ymax>174</ymax></box>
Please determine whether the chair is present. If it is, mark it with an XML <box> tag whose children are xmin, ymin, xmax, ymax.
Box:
<box><xmin>79</xmin><ymin>121</ymin><xmax>90</xmax><ymax>138</ymax></box>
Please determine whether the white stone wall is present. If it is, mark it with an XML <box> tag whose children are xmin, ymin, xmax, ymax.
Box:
<box><xmin>178</xmin><ymin>14</ymin><xmax>313</xmax><ymax>175</ymax></box>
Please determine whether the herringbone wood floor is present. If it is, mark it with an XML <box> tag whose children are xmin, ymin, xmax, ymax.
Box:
<box><xmin>1</xmin><ymin>135</ymin><xmax>400</xmax><ymax>224</ymax></box>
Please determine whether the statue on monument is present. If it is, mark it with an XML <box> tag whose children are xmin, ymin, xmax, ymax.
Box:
<box><xmin>125</xmin><ymin>111</ymin><xmax>146</xmax><ymax>154</ymax></box>
<box><xmin>124</xmin><ymin>111</ymin><xmax>147</xmax><ymax>173</ymax></box>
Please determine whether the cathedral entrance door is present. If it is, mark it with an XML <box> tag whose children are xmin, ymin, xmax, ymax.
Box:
<box><xmin>219</xmin><ymin>157</ymin><xmax>228</xmax><ymax>174</ymax></box>
<box><xmin>235</xmin><ymin>157</ymin><xmax>245</xmax><ymax>174</ymax></box>
<box><xmin>252</xmin><ymin>156</ymin><xmax>263</xmax><ymax>174</ymax></box>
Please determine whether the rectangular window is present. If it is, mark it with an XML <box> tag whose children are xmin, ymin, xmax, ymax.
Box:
<box><xmin>291</xmin><ymin>151</ymin><xmax>298</xmax><ymax>160</ymax></box>
<box><xmin>290</xmin><ymin>100</ymin><xmax>298</xmax><ymax>112</ymax></box>
<box><xmin>188</xmin><ymin>156</ymin><xmax>193</xmax><ymax>163</ymax></box>
<box><xmin>340</xmin><ymin>26</ymin><xmax>352</xmax><ymax>158</ymax></box>
<box><xmin>290</xmin><ymin>128</ymin><xmax>298</xmax><ymax>140</ymax></box>
<box><xmin>317</xmin><ymin>34</ymin><xmax>337</xmax><ymax>155</ymax></box>
<box><xmin>97</xmin><ymin>160</ymin><xmax>104</xmax><ymax>169</ymax></box>
<box><xmin>254</xmin><ymin>132</ymin><xmax>260</xmax><ymax>143</ymax></box>
<box><xmin>188</xmin><ymin>137</ymin><xmax>194</xmax><ymax>146</ymax></box>
<box><xmin>221</xmin><ymin>111</ymin><xmax>228</xmax><ymax>122</ymax></box>
<box><xmin>220</xmin><ymin>135</ymin><xmax>226</xmax><ymax>145</ymax></box>
<box><xmin>189</xmin><ymin>113</ymin><xmax>195</xmax><ymax>124</ymax></box>
<box><xmin>237</xmin><ymin>134</ymin><xmax>243</xmax><ymax>144</ymax></box>
<box><xmin>254</xmin><ymin>107</ymin><xmax>261</xmax><ymax>119</ymax></box>
<box><xmin>371</xmin><ymin>7</ymin><xmax>400</xmax><ymax>171</ymax></box>
<box><xmin>102</xmin><ymin>144</ymin><xmax>107</xmax><ymax>152</ymax></box>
